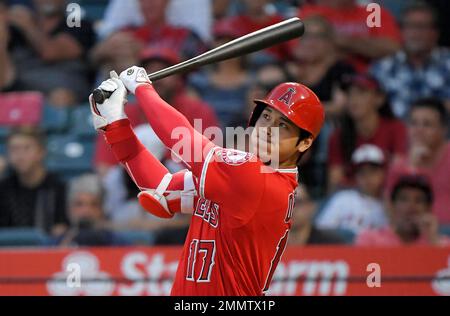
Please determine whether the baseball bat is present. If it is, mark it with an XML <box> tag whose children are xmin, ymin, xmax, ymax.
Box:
<box><xmin>93</xmin><ymin>17</ymin><xmax>304</xmax><ymax>104</ymax></box>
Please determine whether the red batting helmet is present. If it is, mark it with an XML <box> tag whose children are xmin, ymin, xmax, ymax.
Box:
<box><xmin>249</xmin><ymin>82</ymin><xmax>325</xmax><ymax>139</ymax></box>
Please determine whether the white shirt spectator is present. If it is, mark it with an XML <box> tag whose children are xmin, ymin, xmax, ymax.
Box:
<box><xmin>316</xmin><ymin>190</ymin><xmax>388</xmax><ymax>234</ymax></box>
<box><xmin>98</xmin><ymin>0</ymin><xmax>212</xmax><ymax>41</ymax></box>
<box><xmin>97</xmin><ymin>0</ymin><xmax>144</xmax><ymax>39</ymax></box>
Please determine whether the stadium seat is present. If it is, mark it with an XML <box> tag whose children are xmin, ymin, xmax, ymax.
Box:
<box><xmin>0</xmin><ymin>228</ymin><xmax>50</xmax><ymax>247</ymax></box>
<box><xmin>0</xmin><ymin>127</ymin><xmax>9</xmax><ymax>139</ymax></box>
<box><xmin>41</xmin><ymin>104</ymin><xmax>70</xmax><ymax>133</ymax></box>
<box><xmin>46</xmin><ymin>135</ymin><xmax>95</xmax><ymax>176</ymax></box>
<box><xmin>0</xmin><ymin>92</ymin><xmax>44</xmax><ymax>127</ymax></box>
<box><xmin>439</xmin><ymin>225</ymin><xmax>450</xmax><ymax>237</ymax></box>
<box><xmin>69</xmin><ymin>104</ymin><xmax>97</xmax><ymax>138</ymax></box>
<box><xmin>0</xmin><ymin>127</ymin><xmax>9</xmax><ymax>156</ymax></box>
<box><xmin>116</xmin><ymin>231</ymin><xmax>155</xmax><ymax>246</ymax></box>
<box><xmin>334</xmin><ymin>229</ymin><xmax>356</xmax><ymax>244</ymax></box>
<box><xmin>78</xmin><ymin>0</ymin><xmax>109</xmax><ymax>21</ymax></box>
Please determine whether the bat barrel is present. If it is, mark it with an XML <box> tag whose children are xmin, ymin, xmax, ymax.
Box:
<box><xmin>93</xmin><ymin>18</ymin><xmax>304</xmax><ymax>104</ymax></box>
<box><xmin>148</xmin><ymin>18</ymin><xmax>304</xmax><ymax>81</ymax></box>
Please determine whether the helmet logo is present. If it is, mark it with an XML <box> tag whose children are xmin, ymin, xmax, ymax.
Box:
<box><xmin>278</xmin><ymin>88</ymin><xmax>296</xmax><ymax>107</ymax></box>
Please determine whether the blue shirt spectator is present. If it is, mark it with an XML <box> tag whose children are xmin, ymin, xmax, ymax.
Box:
<box><xmin>370</xmin><ymin>48</ymin><xmax>450</xmax><ymax>119</ymax></box>
<box><xmin>189</xmin><ymin>70</ymin><xmax>252</xmax><ymax>129</ymax></box>
<box><xmin>370</xmin><ymin>2</ymin><xmax>450</xmax><ymax>119</ymax></box>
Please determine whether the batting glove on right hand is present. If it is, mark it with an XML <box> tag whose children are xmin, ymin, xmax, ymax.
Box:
<box><xmin>119</xmin><ymin>66</ymin><xmax>152</xmax><ymax>95</ymax></box>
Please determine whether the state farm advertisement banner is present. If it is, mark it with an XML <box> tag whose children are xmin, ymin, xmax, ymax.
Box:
<box><xmin>0</xmin><ymin>246</ymin><xmax>449</xmax><ymax>296</ymax></box>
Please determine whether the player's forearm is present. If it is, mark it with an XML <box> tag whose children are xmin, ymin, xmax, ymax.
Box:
<box><xmin>103</xmin><ymin>119</ymin><xmax>195</xmax><ymax>216</ymax></box>
<box><xmin>135</xmin><ymin>85</ymin><xmax>214</xmax><ymax>171</ymax></box>
<box><xmin>104</xmin><ymin>119</ymin><xmax>169</xmax><ymax>190</ymax></box>
<box><xmin>135</xmin><ymin>85</ymin><xmax>196</xmax><ymax>148</ymax></box>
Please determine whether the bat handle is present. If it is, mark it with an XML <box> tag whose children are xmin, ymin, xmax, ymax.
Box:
<box><xmin>92</xmin><ymin>88</ymin><xmax>112</xmax><ymax>104</ymax></box>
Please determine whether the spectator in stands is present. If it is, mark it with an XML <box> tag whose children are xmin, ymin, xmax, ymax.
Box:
<box><xmin>98</xmin><ymin>0</ymin><xmax>212</xmax><ymax>42</ymax></box>
<box><xmin>356</xmin><ymin>175</ymin><xmax>449</xmax><ymax>246</ymax></box>
<box><xmin>213</xmin><ymin>0</ymin><xmax>234</xmax><ymax>20</ymax></box>
<box><xmin>328</xmin><ymin>73</ymin><xmax>407</xmax><ymax>192</ymax></box>
<box><xmin>287</xmin><ymin>15</ymin><xmax>355</xmax><ymax>197</ymax></box>
<box><xmin>5</xmin><ymin>0</ymin><xmax>95</xmax><ymax>106</ymax></box>
<box><xmin>289</xmin><ymin>187</ymin><xmax>346</xmax><ymax>245</ymax></box>
<box><xmin>188</xmin><ymin>19</ymin><xmax>252</xmax><ymax>129</ymax></box>
<box><xmin>386</xmin><ymin>99</ymin><xmax>450</xmax><ymax>225</ymax></box>
<box><xmin>245</xmin><ymin>62</ymin><xmax>291</xmax><ymax>124</ymax></box>
<box><xmin>370</xmin><ymin>2</ymin><xmax>450</xmax><ymax>119</ymax></box>
<box><xmin>91</xmin><ymin>0</ymin><xmax>205</xmax><ymax>77</ymax></box>
<box><xmin>0</xmin><ymin>156</ymin><xmax>6</xmax><ymax>179</ymax></box>
<box><xmin>55</xmin><ymin>174</ymin><xmax>128</xmax><ymax>247</ymax></box>
<box><xmin>93</xmin><ymin>48</ymin><xmax>219</xmax><ymax>175</ymax></box>
<box><xmin>289</xmin><ymin>15</ymin><xmax>354</xmax><ymax>119</ymax></box>
<box><xmin>317</xmin><ymin>145</ymin><xmax>388</xmax><ymax>235</ymax></box>
<box><xmin>226</xmin><ymin>0</ymin><xmax>293</xmax><ymax>68</ymax></box>
<box><xmin>299</xmin><ymin>0</ymin><xmax>401</xmax><ymax>72</ymax></box>
<box><xmin>0</xmin><ymin>0</ymin><xmax>15</xmax><ymax>91</ymax></box>
<box><xmin>0</xmin><ymin>127</ymin><xmax>68</xmax><ymax>235</ymax></box>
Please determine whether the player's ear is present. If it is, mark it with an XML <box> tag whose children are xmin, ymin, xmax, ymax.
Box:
<box><xmin>296</xmin><ymin>136</ymin><xmax>314</xmax><ymax>153</ymax></box>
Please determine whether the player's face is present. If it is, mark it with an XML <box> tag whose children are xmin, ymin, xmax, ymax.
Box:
<box><xmin>251</xmin><ymin>108</ymin><xmax>313</xmax><ymax>166</ymax></box>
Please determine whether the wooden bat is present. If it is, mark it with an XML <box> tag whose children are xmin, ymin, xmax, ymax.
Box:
<box><xmin>92</xmin><ymin>17</ymin><xmax>305</xmax><ymax>104</ymax></box>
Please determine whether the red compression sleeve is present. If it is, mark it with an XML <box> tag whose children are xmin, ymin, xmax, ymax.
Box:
<box><xmin>135</xmin><ymin>85</ymin><xmax>215</xmax><ymax>176</ymax></box>
<box><xmin>104</xmin><ymin>119</ymin><xmax>169</xmax><ymax>190</ymax></box>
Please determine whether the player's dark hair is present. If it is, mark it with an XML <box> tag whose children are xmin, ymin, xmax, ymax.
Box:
<box><xmin>400</xmin><ymin>1</ymin><xmax>440</xmax><ymax>29</ymax></box>
<box><xmin>390</xmin><ymin>175</ymin><xmax>433</xmax><ymax>206</ymax></box>
<box><xmin>297</xmin><ymin>129</ymin><xmax>312</xmax><ymax>144</ymax></box>
<box><xmin>6</xmin><ymin>126</ymin><xmax>47</xmax><ymax>149</ymax></box>
<box><xmin>409</xmin><ymin>98</ymin><xmax>448</xmax><ymax>126</ymax></box>
<box><xmin>295</xmin><ymin>128</ymin><xmax>313</xmax><ymax>164</ymax></box>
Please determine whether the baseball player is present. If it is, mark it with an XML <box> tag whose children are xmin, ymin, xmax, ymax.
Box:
<box><xmin>90</xmin><ymin>66</ymin><xmax>325</xmax><ymax>296</ymax></box>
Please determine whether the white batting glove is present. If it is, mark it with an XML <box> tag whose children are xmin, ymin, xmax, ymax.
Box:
<box><xmin>89</xmin><ymin>71</ymin><xmax>128</xmax><ymax>130</ymax></box>
<box><xmin>119</xmin><ymin>66</ymin><xmax>152</xmax><ymax>95</ymax></box>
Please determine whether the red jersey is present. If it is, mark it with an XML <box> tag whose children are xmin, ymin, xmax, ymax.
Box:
<box><xmin>328</xmin><ymin>117</ymin><xmax>407</xmax><ymax>185</ymax></box>
<box><xmin>104</xmin><ymin>85</ymin><xmax>300</xmax><ymax>296</ymax></box>
<box><xmin>129</xmin><ymin>24</ymin><xmax>205</xmax><ymax>59</ymax></box>
<box><xmin>171</xmin><ymin>147</ymin><xmax>298</xmax><ymax>296</ymax></box>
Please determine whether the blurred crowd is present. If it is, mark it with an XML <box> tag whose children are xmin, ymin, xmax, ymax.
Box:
<box><xmin>0</xmin><ymin>0</ymin><xmax>449</xmax><ymax>248</ymax></box>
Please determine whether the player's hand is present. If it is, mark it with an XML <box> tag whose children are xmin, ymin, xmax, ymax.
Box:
<box><xmin>119</xmin><ymin>66</ymin><xmax>152</xmax><ymax>95</ymax></box>
<box><xmin>89</xmin><ymin>71</ymin><xmax>128</xmax><ymax>130</ymax></box>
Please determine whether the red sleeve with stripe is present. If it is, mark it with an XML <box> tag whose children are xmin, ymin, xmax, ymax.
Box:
<box><xmin>135</xmin><ymin>85</ymin><xmax>215</xmax><ymax>177</ymax></box>
<box><xmin>103</xmin><ymin>119</ymin><xmax>186</xmax><ymax>194</ymax></box>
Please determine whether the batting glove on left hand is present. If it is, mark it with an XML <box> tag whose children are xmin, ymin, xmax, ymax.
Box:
<box><xmin>89</xmin><ymin>71</ymin><xmax>128</xmax><ymax>131</ymax></box>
